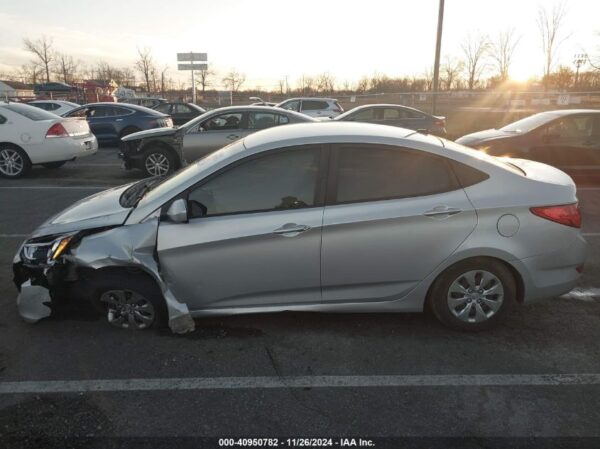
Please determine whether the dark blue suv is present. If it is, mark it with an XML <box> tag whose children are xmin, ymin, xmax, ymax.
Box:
<box><xmin>62</xmin><ymin>103</ymin><xmax>173</xmax><ymax>145</ymax></box>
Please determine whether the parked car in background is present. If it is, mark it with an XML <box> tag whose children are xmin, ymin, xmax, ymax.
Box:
<box><xmin>14</xmin><ymin>122</ymin><xmax>586</xmax><ymax>332</ymax></box>
<box><xmin>456</xmin><ymin>110</ymin><xmax>600</xmax><ymax>167</ymax></box>
<box><xmin>335</xmin><ymin>104</ymin><xmax>447</xmax><ymax>136</ymax></box>
<box><xmin>63</xmin><ymin>103</ymin><xmax>173</xmax><ymax>145</ymax></box>
<box><xmin>0</xmin><ymin>102</ymin><xmax>97</xmax><ymax>178</ymax></box>
<box><xmin>121</xmin><ymin>97</ymin><xmax>168</xmax><ymax>109</ymax></box>
<box><xmin>120</xmin><ymin>106</ymin><xmax>315</xmax><ymax>176</ymax></box>
<box><xmin>153</xmin><ymin>102</ymin><xmax>206</xmax><ymax>126</ymax></box>
<box><xmin>249</xmin><ymin>96</ymin><xmax>277</xmax><ymax>106</ymax></box>
<box><xmin>276</xmin><ymin>97</ymin><xmax>343</xmax><ymax>118</ymax></box>
<box><xmin>29</xmin><ymin>100</ymin><xmax>80</xmax><ymax>116</ymax></box>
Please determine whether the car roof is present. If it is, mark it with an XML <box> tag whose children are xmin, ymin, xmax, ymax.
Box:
<box><xmin>279</xmin><ymin>97</ymin><xmax>338</xmax><ymax>102</ymax></box>
<box><xmin>244</xmin><ymin>121</ymin><xmax>415</xmax><ymax>149</ymax></box>
<box><xmin>78</xmin><ymin>102</ymin><xmax>165</xmax><ymax>115</ymax></box>
<box><xmin>541</xmin><ymin>109</ymin><xmax>600</xmax><ymax>116</ymax></box>
<box><xmin>203</xmin><ymin>105</ymin><xmax>317</xmax><ymax>119</ymax></box>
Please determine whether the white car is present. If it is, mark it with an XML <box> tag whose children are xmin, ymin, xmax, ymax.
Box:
<box><xmin>276</xmin><ymin>97</ymin><xmax>344</xmax><ymax>118</ymax></box>
<box><xmin>0</xmin><ymin>102</ymin><xmax>98</xmax><ymax>178</ymax></box>
<box><xmin>29</xmin><ymin>100</ymin><xmax>80</xmax><ymax>116</ymax></box>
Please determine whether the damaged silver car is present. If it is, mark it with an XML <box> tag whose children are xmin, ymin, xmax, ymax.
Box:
<box><xmin>13</xmin><ymin>122</ymin><xmax>586</xmax><ymax>333</ymax></box>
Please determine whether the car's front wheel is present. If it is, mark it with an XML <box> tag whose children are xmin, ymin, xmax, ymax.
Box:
<box><xmin>0</xmin><ymin>145</ymin><xmax>31</xmax><ymax>178</ymax></box>
<box><xmin>429</xmin><ymin>258</ymin><xmax>516</xmax><ymax>331</ymax></box>
<box><xmin>93</xmin><ymin>272</ymin><xmax>167</xmax><ymax>330</ymax></box>
<box><xmin>142</xmin><ymin>147</ymin><xmax>175</xmax><ymax>177</ymax></box>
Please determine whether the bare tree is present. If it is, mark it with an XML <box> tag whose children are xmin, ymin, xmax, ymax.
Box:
<box><xmin>356</xmin><ymin>76</ymin><xmax>369</xmax><ymax>93</ymax></box>
<box><xmin>277</xmin><ymin>79</ymin><xmax>285</xmax><ymax>94</ymax></box>
<box><xmin>222</xmin><ymin>69</ymin><xmax>246</xmax><ymax>92</ymax></box>
<box><xmin>461</xmin><ymin>33</ymin><xmax>489</xmax><ymax>90</ymax></box>
<box><xmin>441</xmin><ymin>57</ymin><xmax>464</xmax><ymax>90</ymax></box>
<box><xmin>18</xmin><ymin>63</ymin><xmax>43</xmax><ymax>85</ymax></box>
<box><xmin>537</xmin><ymin>1</ymin><xmax>570</xmax><ymax>88</ymax></box>
<box><xmin>316</xmin><ymin>72</ymin><xmax>335</xmax><ymax>93</ymax></box>
<box><xmin>23</xmin><ymin>36</ymin><xmax>54</xmax><ymax>83</ymax></box>
<box><xmin>490</xmin><ymin>28</ymin><xmax>521</xmax><ymax>81</ymax></box>
<box><xmin>298</xmin><ymin>75</ymin><xmax>314</xmax><ymax>94</ymax></box>
<box><xmin>135</xmin><ymin>47</ymin><xmax>155</xmax><ymax>92</ymax></box>
<box><xmin>53</xmin><ymin>53</ymin><xmax>79</xmax><ymax>84</ymax></box>
<box><xmin>196</xmin><ymin>68</ymin><xmax>215</xmax><ymax>93</ymax></box>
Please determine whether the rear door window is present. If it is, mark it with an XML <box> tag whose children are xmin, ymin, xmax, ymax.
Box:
<box><xmin>154</xmin><ymin>103</ymin><xmax>172</xmax><ymax>114</ymax></box>
<box><xmin>302</xmin><ymin>100</ymin><xmax>328</xmax><ymax>111</ymax></box>
<box><xmin>331</xmin><ymin>144</ymin><xmax>460</xmax><ymax>204</ymax></box>
<box><xmin>248</xmin><ymin>112</ymin><xmax>289</xmax><ymax>129</ymax></box>
<box><xmin>202</xmin><ymin>112</ymin><xmax>244</xmax><ymax>131</ymax></box>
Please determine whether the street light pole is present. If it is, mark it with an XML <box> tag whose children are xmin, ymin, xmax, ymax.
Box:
<box><xmin>573</xmin><ymin>53</ymin><xmax>587</xmax><ymax>89</ymax></box>
<box><xmin>431</xmin><ymin>0</ymin><xmax>445</xmax><ymax>115</ymax></box>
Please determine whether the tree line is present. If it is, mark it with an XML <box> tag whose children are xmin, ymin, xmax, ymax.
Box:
<box><xmin>3</xmin><ymin>1</ymin><xmax>600</xmax><ymax>95</ymax></box>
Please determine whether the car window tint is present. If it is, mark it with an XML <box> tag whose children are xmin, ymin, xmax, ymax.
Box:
<box><xmin>280</xmin><ymin>100</ymin><xmax>300</xmax><ymax>111</ymax></box>
<box><xmin>187</xmin><ymin>147</ymin><xmax>320</xmax><ymax>217</ymax></box>
<box><xmin>48</xmin><ymin>103</ymin><xmax>61</xmax><ymax>111</ymax></box>
<box><xmin>546</xmin><ymin>115</ymin><xmax>594</xmax><ymax>140</ymax></box>
<box><xmin>334</xmin><ymin>145</ymin><xmax>460</xmax><ymax>203</ymax></box>
<box><xmin>352</xmin><ymin>109</ymin><xmax>375</xmax><ymax>120</ymax></box>
<box><xmin>1</xmin><ymin>103</ymin><xmax>57</xmax><ymax>121</ymax></box>
<box><xmin>0</xmin><ymin>114</ymin><xmax>6</xmax><ymax>124</ymax></box>
<box><xmin>203</xmin><ymin>112</ymin><xmax>243</xmax><ymax>131</ymax></box>
<box><xmin>302</xmin><ymin>100</ymin><xmax>328</xmax><ymax>110</ymax></box>
<box><xmin>155</xmin><ymin>104</ymin><xmax>171</xmax><ymax>113</ymax></box>
<box><xmin>112</xmin><ymin>106</ymin><xmax>132</xmax><ymax>116</ymax></box>
<box><xmin>278</xmin><ymin>114</ymin><xmax>289</xmax><ymax>124</ymax></box>
<box><xmin>383</xmin><ymin>108</ymin><xmax>403</xmax><ymax>119</ymax></box>
<box><xmin>173</xmin><ymin>104</ymin><xmax>192</xmax><ymax>114</ymax></box>
<box><xmin>248</xmin><ymin>112</ymin><xmax>279</xmax><ymax>130</ymax></box>
<box><xmin>67</xmin><ymin>108</ymin><xmax>88</xmax><ymax>118</ymax></box>
<box><xmin>90</xmin><ymin>106</ymin><xmax>110</xmax><ymax>117</ymax></box>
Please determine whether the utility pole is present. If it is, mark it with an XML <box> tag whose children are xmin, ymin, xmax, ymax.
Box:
<box><xmin>431</xmin><ymin>0</ymin><xmax>445</xmax><ymax>115</ymax></box>
<box><xmin>573</xmin><ymin>53</ymin><xmax>587</xmax><ymax>89</ymax></box>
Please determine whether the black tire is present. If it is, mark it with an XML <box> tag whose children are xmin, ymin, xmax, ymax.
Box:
<box><xmin>142</xmin><ymin>146</ymin><xmax>176</xmax><ymax>177</ymax></box>
<box><xmin>91</xmin><ymin>271</ymin><xmax>167</xmax><ymax>330</ymax></box>
<box><xmin>0</xmin><ymin>144</ymin><xmax>31</xmax><ymax>178</ymax></box>
<box><xmin>429</xmin><ymin>258</ymin><xmax>516</xmax><ymax>332</ymax></box>
<box><xmin>42</xmin><ymin>161</ymin><xmax>67</xmax><ymax>169</ymax></box>
<box><xmin>120</xmin><ymin>127</ymin><xmax>141</xmax><ymax>138</ymax></box>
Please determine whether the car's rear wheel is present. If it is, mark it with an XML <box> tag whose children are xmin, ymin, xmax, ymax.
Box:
<box><xmin>42</xmin><ymin>161</ymin><xmax>67</xmax><ymax>169</ymax></box>
<box><xmin>429</xmin><ymin>258</ymin><xmax>516</xmax><ymax>331</ymax></box>
<box><xmin>0</xmin><ymin>145</ymin><xmax>31</xmax><ymax>178</ymax></box>
<box><xmin>93</xmin><ymin>272</ymin><xmax>167</xmax><ymax>331</ymax></box>
<box><xmin>143</xmin><ymin>147</ymin><xmax>175</xmax><ymax>177</ymax></box>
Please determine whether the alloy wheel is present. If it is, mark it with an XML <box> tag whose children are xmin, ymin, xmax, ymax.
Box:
<box><xmin>447</xmin><ymin>270</ymin><xmax>504</xmax><ymax>323</ymax></box>
<box><xmin>0</xmin><ymin>149</ymin><xmax>24</xmax><ymax>176</ymax></box>
<box><xmin>101</xmin><ymin>289</ymin><xmax>156</xmax><ymax>330</ymax></box>
<box><xmin>145</xmin><ymin>153</ymin><xmax>170</xmax><ymax>176</ymax></box>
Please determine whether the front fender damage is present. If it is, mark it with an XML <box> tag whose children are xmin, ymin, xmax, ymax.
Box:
<box><xmin>66</xmin><ymin>218</ymin><xmax>195</xmax><ymax>334</ymax></box>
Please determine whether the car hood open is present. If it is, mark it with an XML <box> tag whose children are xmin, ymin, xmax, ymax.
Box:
<box><xmin>121</xmin><ymin>126</ymin><xmax>179</xmax><ymax>141</ymax></box>
<box><xmin>31</xmin><ymin>183</ymin><xmax>135</xmax><ymax>238</ymax></box>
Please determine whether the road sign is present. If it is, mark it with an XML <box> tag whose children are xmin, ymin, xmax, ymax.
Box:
<box><xmin>177</xmin><ymin>63</ymin><xmax>208</xmax><ymax>71</ymax></box>
<box><xmin>177</xmin><ymin>52</ymin><xmax>207</xmax><ymax>62</ymax></box>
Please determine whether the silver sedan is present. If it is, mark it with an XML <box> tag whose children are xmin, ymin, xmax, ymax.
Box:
<box><xmin>14</xmin><ymin>122</ymin><xmax>587</xmax><ymax>333</ymax></box>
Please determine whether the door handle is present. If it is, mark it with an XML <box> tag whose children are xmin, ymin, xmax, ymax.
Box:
<box><xmin>273</xmin><ymin>223</ymin><xmax>311</xmax><ymax>235</ymax></box>
<box><xmin>227</xmin><ymin>134</ymin><xmax>239</xmax><ymax>140</ymax></box>
<box><xmin>423</xmin><ymin>206</ymin><xmax>462</xmax><ymax>217</ymax></box>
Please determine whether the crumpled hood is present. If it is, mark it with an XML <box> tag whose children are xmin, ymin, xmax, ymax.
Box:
<box><xmin>456</xmin><ymin>128</ymin><xmax>514</xmax><ymax>146</ymax></box>
<box><xmin>31</xmin><ymin>183</ymin><xmax>135</xmax><ymax>238</ymax></box>
<box><xmin>121</xmin><ymin>126</ymin><xmax>179</xmax><ymax>141</ymax></box>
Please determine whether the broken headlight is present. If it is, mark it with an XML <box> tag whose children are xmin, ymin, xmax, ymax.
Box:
<box><xmin>22</xmin><ymin>233</ymin><xmax>77</xmax><ymax>266</ymax></box>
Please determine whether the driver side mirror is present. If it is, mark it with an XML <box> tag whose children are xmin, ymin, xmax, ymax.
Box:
<box><xmin>165</xmin><ymin>198</ymin><xmax>188</xmax><ymax>224</ymax></box>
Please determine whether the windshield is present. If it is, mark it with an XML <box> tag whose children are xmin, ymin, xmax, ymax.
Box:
<box><xmin>139</xmin><ymin>140</ymin><xmax>246</xmax><ymax>205</ymax></box>
<box><xmin>500</xmin><ymin>112</ymin><xmax>558</xmax><ymax>133</ymax></box>
<box><xmin>1</xmin><ymin>103</ymin><xmax>58</xmax><ymax>120</ymax></box>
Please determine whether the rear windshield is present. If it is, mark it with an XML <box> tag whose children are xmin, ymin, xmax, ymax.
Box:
<box><xmin>0</xmin><ymin>103</ymin><xmax>58</xmax><ymax>121</ymax></box>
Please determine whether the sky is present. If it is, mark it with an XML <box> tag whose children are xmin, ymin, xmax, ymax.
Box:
<box><xmin>0</xmin><ymin>0</ymin><xmax>599</xmax><ymax>90</ymax></box>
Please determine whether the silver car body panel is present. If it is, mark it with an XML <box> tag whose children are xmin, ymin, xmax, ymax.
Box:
<box><xmin>15</xmin><ymin>122</ymin><xmax>587</xmax><ymax>330</ymax></box>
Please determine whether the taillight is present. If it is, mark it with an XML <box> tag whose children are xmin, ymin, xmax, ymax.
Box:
<box><xmin>46</xmin><ymin>123</ymin><xmax>69</xmax><ymax>138</ymax></box>
<box><xmin>530</xmin><ymin>203</ymin><xmax>581</xmax><ymax>228</ymax></box>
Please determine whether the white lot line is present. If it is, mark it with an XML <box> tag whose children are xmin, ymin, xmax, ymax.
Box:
<box><xmin>1</xmin><ymin>373</ymin><xmax>600</xmax><ymax>395</ymax></box>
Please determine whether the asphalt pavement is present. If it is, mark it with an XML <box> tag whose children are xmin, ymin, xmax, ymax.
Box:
<box><xmin>0</xmin><ymin>147</ymin><xmax>599</xmax><ymax>448</ymax></box>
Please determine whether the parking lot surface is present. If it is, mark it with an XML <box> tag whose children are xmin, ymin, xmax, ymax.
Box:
<box><xmin>1</xmin><ymin>147</ymin><xmax>599</xmax><ymax>446</ymax></box>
